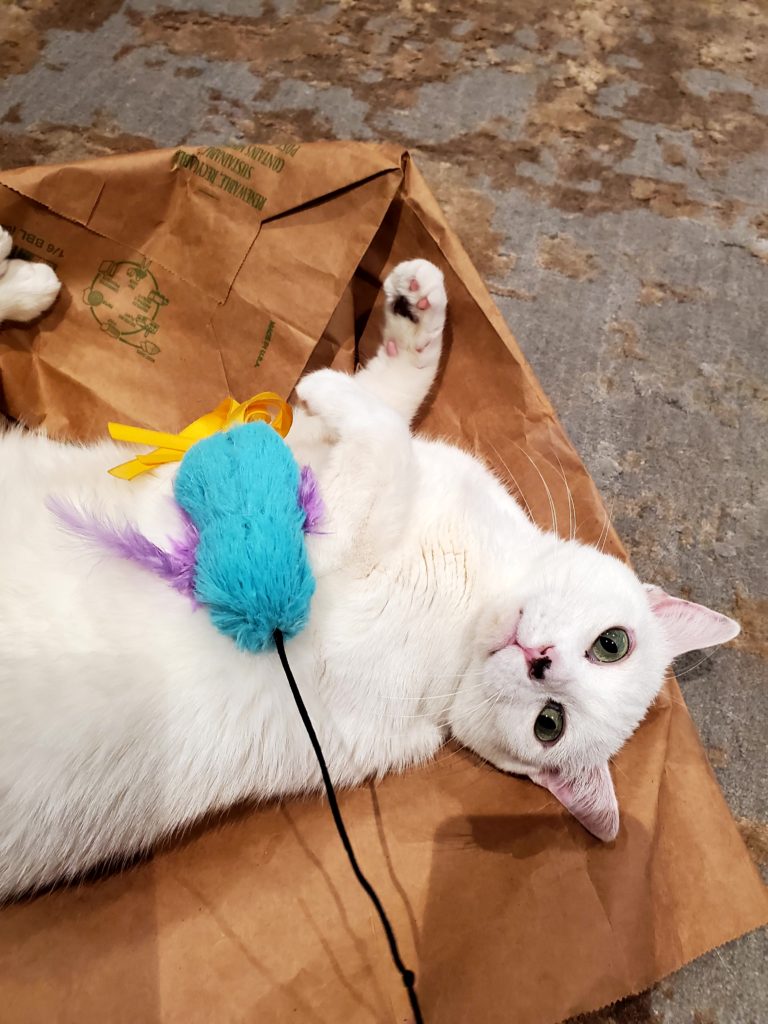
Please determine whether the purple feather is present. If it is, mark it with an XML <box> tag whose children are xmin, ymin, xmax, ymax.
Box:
<box><xmin>298</xmin><ymin>465</ymin><xmax>325</xmax><ymax>535</ymax></box>
<box><xmin>47</xmin><ymin>496</ymin><xmax>199</xmax><ymax>599</ymax></box>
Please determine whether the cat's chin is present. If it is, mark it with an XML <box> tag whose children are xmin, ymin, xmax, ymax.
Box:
<box><xmin>479</xmin><ymin>752</ymin><xmax>539</xmax><ymax>779</ymax></box>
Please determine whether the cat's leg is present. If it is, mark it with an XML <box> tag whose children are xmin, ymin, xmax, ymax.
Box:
<box><xmin>0</xmin><ymin>229</ymin><xmax>61</xmax><ymax>323</ymax></box>
<box><xmin>354</xmin><ymin>258</ymin><xmax>447</xmax><ymax>425</ymax></box>
<box><xmin>295</xmin><ymin>369</ymin><xmax>415</xmax><ymax>574</ymax></box>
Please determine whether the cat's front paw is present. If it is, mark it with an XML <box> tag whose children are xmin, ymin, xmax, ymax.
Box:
<box><xmin>382</xmin><ymin>258</ymin><xmax>447</xmax><ymax>369</ymax></box>
<box><xmin>298</xmin><ymin>368</ymin><xmax>401</xmax><ymax>438</ymax></box>
<box><xmin>296</xmin><ymin>369</ymin><xmax>365</xmax><ymax>434</ymax></box>
<box><xmin>0</xmin><ymin>258</ymin><xmax>61</xmax><ymax>322</ymax></box>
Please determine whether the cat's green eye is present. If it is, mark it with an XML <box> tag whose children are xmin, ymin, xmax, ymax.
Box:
<box><xmin>590</xmin><ymin>627</ymin><xmax>631</xmax><ymax>663</ymax></box>
<box><xmin>534</xmin><ymin>702</ymin><xmax>564</xmax><ymax>744</ymax></box>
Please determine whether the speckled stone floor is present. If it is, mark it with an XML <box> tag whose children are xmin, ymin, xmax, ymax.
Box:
<box><xmin>1</xmin><ymin>2</ymin><xmax>766</xmax><ymax>1022</ymax></box>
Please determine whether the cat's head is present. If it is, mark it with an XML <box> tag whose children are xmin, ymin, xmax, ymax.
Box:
<box><xmin>450</xmin><ymin>540</ymin><xmax>739</xmax><ymax>841</ymax></box>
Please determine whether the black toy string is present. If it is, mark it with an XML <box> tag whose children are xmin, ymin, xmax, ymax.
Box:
<box><xmin>273</xmin><ymin>629</ymin><xmax>424</xmax><ymax>1024</ymax></box>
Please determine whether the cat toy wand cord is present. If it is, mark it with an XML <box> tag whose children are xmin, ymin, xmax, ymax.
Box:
<box><xmin>273</xmin><ymin>629</ymin><xmax>425</xmax><ymax>1024</ymax></box>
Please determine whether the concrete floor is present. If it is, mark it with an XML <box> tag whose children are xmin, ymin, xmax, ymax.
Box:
<box><xmin>1</xmin><ymin>2</ymin><xmax>766</xmax><ymax>1021</ymax></box>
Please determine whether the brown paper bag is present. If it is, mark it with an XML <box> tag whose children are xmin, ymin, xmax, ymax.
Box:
<box><xmin>0</xmin><ymin>144</ymin><xmax>765</xmax><ymax>1024</ymax></box>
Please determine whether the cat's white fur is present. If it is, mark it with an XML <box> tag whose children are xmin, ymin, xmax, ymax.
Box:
<box><xmin>0</xmin><ymin>228</ymin><xmax>61</xmax><ymax>323</ymax></box>
<box><xmin>0</xmin><ymin>256</ymin><xmax>739</xmax><ymax>900</ymax></box>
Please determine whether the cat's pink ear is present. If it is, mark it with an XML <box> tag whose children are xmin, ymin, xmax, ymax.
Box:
<box><xmin>644</xmin><ymin>584</ymin><xmax>740</xmax><ymax>659</ymax></box>
<box><xmin>530</xmin><ymin>763</ymin><xmax>619</xmax><ymax>842</ymax></box>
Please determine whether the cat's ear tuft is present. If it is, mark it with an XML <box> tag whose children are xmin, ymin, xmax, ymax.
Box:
<box><xmin>530</xmin><ymin>762</ymin><xmax>619</xmax><ymax>842</ymax></box>
<box><xmin>644</xmin><ymin>584</ymin><xmax>740</xmax><ymax>659</ymax></box>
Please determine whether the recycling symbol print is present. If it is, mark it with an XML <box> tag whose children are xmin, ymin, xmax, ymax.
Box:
<box><xmin>83</xmin><ymin>259</ymin><xmax>169</xmax><ymax>360</ymax></box>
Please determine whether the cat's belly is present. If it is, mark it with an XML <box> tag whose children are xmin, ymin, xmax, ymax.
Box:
<box><xmin>0</xmin><ymin>523</ymin><xmax>453</xmax><ymax>898</ymax></box>
<box><xmin>0</xmin><ymin>430</ymin><xmax>475</xmax><ymax>897</ymax></box>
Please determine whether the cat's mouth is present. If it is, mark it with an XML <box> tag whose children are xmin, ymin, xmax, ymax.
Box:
<box><xmin>489</xmin><ymin>614</ymin><xmax>522</xmax><ymax>656</ymax></box>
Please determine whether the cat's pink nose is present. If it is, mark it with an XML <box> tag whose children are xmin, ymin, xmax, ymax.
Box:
<box><xmin>514</xmin><ymin>642</ymin><xmax>553</xmax><ymax>681</ymax></box>
<box><xmin>515</xmin><ymin>642</ymin><xmax>552</xmax><ymax>663</ymax></box>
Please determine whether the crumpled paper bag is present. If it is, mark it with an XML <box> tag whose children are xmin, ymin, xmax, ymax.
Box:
<box><xmin>0</xmin><ymin>143</ymin><xmax>765</xmax><ymax>1024</ymax></box>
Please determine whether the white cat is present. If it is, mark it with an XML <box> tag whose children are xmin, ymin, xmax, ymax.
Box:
<box><xmin>0</xmin><ymin>257</ymin><xmax>738</xmax><ymax>900</ymax></box>
<box><xmin>0</xmin><ymin>227</ymin><xmax>61</xmax><ymax>324</ymax></box>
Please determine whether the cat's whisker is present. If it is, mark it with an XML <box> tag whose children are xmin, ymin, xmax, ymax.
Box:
<box><xmin>666</xmin><ymin>695</ymin><xmax>689</xmax><ymax>708</ymax></box>
<box><xmin>486</xmin><ymin>440</ymin><xmax>534</xmax><ymax>523</ymax></box>
<box><xmin>431</xmin><ymin>747</ymin><xmax>471</xmax><ymax>770</ymax></box>
<box><xmin>434</xmin><ymin>696</ymin><xmax>505</xmax><ymax>761</ymax></box>
<box><xmin>553</xmin><ymin>452</ymin><xmax>578</xmax><ymax>543</ymax></box>
<box><xmin>658</xmin><ymin>673</ymin><xmax>689</xmax><ymax>705</ymax></box>
<box><xmin>431</xmin><ymin>735</ymin><xmax>471</xmax><ymax>764</ymax></box>
<box><xmin>380</xmin><ymin>679</ymin><xmax>483</xmax><ymax>701</ymax></box>
<box><xmin>507</xmin><ymin>439</ymin><xmax>559</xmax><ymax>537</ymax></box>
<box><xmin>659</xmin><ymin>671</ymin><xmax>703</xmax><ymax>707</ymax></box>
<box><xmin>596</xmin><ymin>506</ymin><xmax>609</xmax><ymax>553</ymax></box>
<box><xmin>389</xmin><ymin>693</ymin><xmax>502</xmax><ymax>742</ymax></box>
<box><xmin>670</xmin><ymin>649</ymin><xmax>720</xmax><ymax>679</ymax></box>
<box><xmin>577</xmin><ymin>512</ymin><xmax>605</xmax><ymax>548</ymax></box>
<box><xmin>596</xmin><ymin>498</ymin><xmax>615</xmax><ymax>554</ymax></box>
<box><xmin>609</xmin><ymin>759</ymin><xmax>630</xmax><ymax>782</ymax></box>
<box><xmin>393</xmin><ymin>689</ymin><xmax>502</xmax><ymax>722</ymax></box>
<box><xmin>395</xmin><ymin>665</ymin><xmax>491</xmax><ymax>684</ymax></box>
<box><xmin>430</xmin><ymin>742</ymin><xmax>486</xmax><ymax>771</ymax></box>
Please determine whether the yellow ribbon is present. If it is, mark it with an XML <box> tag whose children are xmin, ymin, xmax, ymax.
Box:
<box><xmin>107</xmin><ymin>392</ymin><xmax>293</xmax><ymax>480</ymax></box>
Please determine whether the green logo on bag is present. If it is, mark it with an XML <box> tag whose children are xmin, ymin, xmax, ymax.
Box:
<box><xmin>83</xmin><ymin>259</ymin><xmax>169</xmax><ymax>360</ymax></box>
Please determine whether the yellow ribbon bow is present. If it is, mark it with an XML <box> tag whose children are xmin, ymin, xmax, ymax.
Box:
<box><xmin>107</xmin><ymin>392</ymin><xmax>293</xmax><ymax>480</ymax></box>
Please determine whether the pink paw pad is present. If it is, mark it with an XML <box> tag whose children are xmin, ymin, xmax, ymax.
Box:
<box><xmin>385</xmin><ymin>339</ymin><xmax>398</xmax><ymax>357</ymax></box>
<box><xmin>409</xmin><ymin>278</ymin><xmax>419</xmax><ymax>292</ymax></box>
<box><xmin>417</xmin><ymin>296</ymin><xmax>430</xmax><ymax>310</ymax></box>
